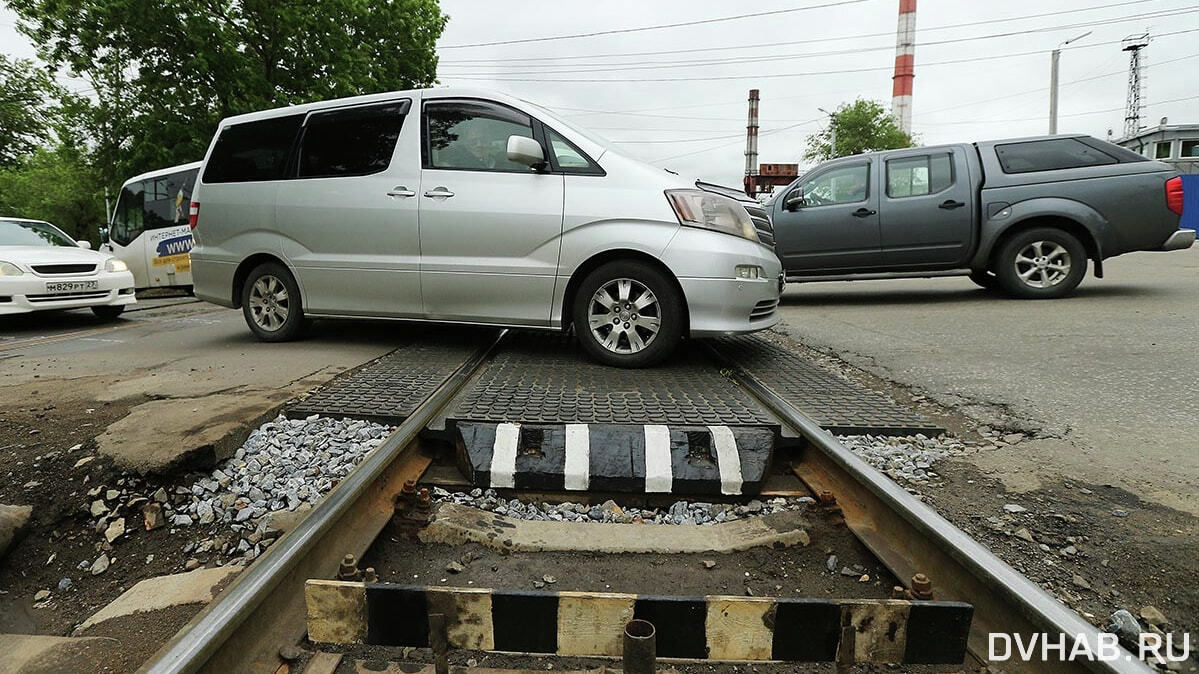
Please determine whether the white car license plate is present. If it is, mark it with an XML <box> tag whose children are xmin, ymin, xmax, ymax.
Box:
<box><xmin>45</xmin><ymin>280</ymin><xmax>99</xmax><ymax>293</ymax></box>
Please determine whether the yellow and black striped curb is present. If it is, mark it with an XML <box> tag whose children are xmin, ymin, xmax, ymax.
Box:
<box><xmin>306</xmin><ymin>580</ymin><xmax>972</xmax><ymax>664</ymax></box>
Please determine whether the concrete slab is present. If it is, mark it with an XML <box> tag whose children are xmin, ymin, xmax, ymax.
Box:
<box><xmin>420</xmin><ymin>502</ymin><xmax>810</xmax><ymax>554</ymax></box>
<box><xmin>0</xmin><ymin>634</ymin><xmax>123</xmax><ymax>674</ymax></box>
<box><xmin>75</xmin><ymin>566</ymin><xmax>240</xmax><ymax>634</ymax></box>
<box><xmin>0</xmin><ymin>504</ymin><xmax>32</xmax><ymax>560</ymax></box>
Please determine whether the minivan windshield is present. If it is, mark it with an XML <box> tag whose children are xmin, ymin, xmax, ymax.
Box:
<box><xmin>0</xmin><ymin>219</ymin><xmax>77</xmax><ymax>247</ymax></box>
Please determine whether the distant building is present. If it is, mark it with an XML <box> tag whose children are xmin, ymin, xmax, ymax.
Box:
<box><xmin>1116</xmin><ymin>123</ymin><xmax>1199</xmax><ymax>174</ymax></box>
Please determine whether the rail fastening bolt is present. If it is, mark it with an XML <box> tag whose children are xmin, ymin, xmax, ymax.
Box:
<box><xmin>338</xmin><ymin>553</ymin><xmax>359</xmax><ymax>581</ymax></box>
<box><xmin>363</xmin><ymin>567</ymin><xmax>378</xmax><ymax>583</ymax></box>
<box><xmin>911</xmin><ymin>573</ymin><xmax>934</xmax><ymax>600</ymax></box>
<box><xmin>818</xmin><ymin>490</ymin><xmax>837</xmax><ymax>505</ymax></box>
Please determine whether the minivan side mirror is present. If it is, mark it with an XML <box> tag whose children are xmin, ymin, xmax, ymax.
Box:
<box><xmin>783</xmin><ymin>190</ymin><xmax>805</xmax><ymax>211</ymax></box>
<box><xmin>507</xmin><ymin>135</ymin><xmax>546</xmax><ymax>170</ymax></box>
<box><xmin>77</xmin><ymin>240</ymin><xmax>93</xmax><ymax>250</ymax></box>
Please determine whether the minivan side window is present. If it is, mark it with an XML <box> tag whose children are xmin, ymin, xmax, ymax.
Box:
<box><xmin>886</xmin><ymin>153</ymin><xmax>953</xmax><ymax>198</ymax></box>
<box><xmin>994</xmin><ymin>138</ymin><xmax>1117</xmax><ymax>174</ymax></box>
<box><xmin>795</xmin><ymin>164</ymin><xmax>869</xmax><ymax>207</ymax></box>
<box><xmin>203</xmin><ymin>114</ymin><xmax>304</xmax><ymax>183</ymax></box>
<box><xmin>298</xmin><ymin>103</ymin><xmax>407</xmax><ymax>179</ymax></box>
<box><xmin>545</xmin><ymin>127</ymin><xmax>603</xmax><ymax>174</ymax></box>
<box><xmin>424</xmin><ymin>100</ymin><xmax>536</xmax><ymax>172</ymax></box>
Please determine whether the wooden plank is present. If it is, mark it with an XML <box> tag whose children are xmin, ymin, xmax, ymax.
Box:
<box><xmin>556</xmin><ymin>591</ymin><xmax>636</xmax><ymax>656</ymax></box>
<box><xmin>427</xmin><ymin>586</ymin><xmax>494</xmax><ymax>651</ymax></box>
<box><xmin>705</xmin><ymin>597</ymin><xmax>775</xmax><ymax>660</ymax></box>
<box><xmin>303</xmin><ymin>651</ymin><xmax>342</xmax><ymax>674</ymax></box>
<box><xmin>305</xmin><ymin>580</ymin><xmax>366</xmax><ymax>644</ymax></box>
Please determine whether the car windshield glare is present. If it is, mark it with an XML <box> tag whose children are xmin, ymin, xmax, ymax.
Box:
<box><xmin>0</xmin><ymin>220</ymin><xmax>77</xmax><ymax>247</ymax></box>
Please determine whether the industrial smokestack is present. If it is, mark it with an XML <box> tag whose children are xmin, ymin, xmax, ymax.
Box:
<box><xmin>891</xmin><ymin>0</ymin><xmax>916</xmax><ymax>134</ymax></box>
<box><xmin>744</xmin><ymin>89</ymin><xmax>760</xmax><ymax>196</ymax></box>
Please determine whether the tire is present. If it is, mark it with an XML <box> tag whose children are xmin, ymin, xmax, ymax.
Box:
<box><xmin>91</xmin><ymin>305</ymin><xmax>125</xmax><ymax>320</ymax></box>
<box><xmin>571</xmin><ymin>260</ymin><xmax>684</xmax><ymax>368</ymax></box>
<box><xmin>240</xmin><ymin>262</ymin><xmax>310</xmax><ymax>342</ymax></box>
<box><xmin>994</xmin><ymin>228</ymin><xmax>1087</xmax><ymax>299</ymax></box>
<box><xmin>968</xmin><ymin>269</ymin><xmax>1000</xmax><ymax>291</ymax></box>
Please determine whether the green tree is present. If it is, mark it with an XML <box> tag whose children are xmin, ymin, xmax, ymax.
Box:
<box><xmin>7</xmin><ymin>0</ymin><xmax>448</xmax><ymax>191</ymax></box>
<box><xmin>0</xmin><ymin>54</ymin><xmax>65</xmax><ymax>166</ymax></box>
<box><xmin>0</xmin><ymin>146</ymin><xmax>106</xmax><ymax>242</ymax></box>
<box><xmin>804</xmin><ymin>99</ymin><xmax>913</xmax><ymax>161</ymax></box>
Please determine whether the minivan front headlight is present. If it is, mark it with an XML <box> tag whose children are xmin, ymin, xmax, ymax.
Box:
<box><xmin>104</xmin><ymin>258</ymin><xmax>128</xmax><ymax>273</ymax></box>
<box><xmin>0</xmin><ymin>261</ymin><xmax>23</xmax><ymax>276</ymax></box>
<box><xmin>666</xmin><ymin>189</ymin><xmax>759</xmax><ymax>243</ymax></box>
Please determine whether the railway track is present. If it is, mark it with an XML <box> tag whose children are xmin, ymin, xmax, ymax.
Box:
<box><xmin>134</xmin><ymin>329</ymin><xmax>1152</xmax><ymax>674</ymax></box>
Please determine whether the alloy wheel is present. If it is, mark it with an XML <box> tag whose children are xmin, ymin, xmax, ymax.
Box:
<box><xmin>1014</xmin><ymin>240</ymin><xmax>1072</xmax><ymax>289</ymax></box>
<box><xmin>587</xmin><ymin>278</ymin><xmax>661</xmax><ymax>354</ymax></box>
<box><xmin>248</xmin><ymin>275</ymin><xmax>290</xmax><ymax>331</ymax></box>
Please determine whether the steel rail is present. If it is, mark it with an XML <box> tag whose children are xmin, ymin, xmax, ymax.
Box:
<box><xmin>138</xmin><ymin>329</ymin><xmax>508</xmax><ymax>674</ymax></box>
<box><xmin>710</xmin><ymin>345</ymin><xmax>1154</xmax><ymax>674</ymax></box>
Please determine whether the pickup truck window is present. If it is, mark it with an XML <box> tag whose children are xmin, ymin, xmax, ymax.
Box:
<box><xmin>994</xmin><ymin>138</ymin><xmax>1117</xmax><ymax>174</ymax></box>
<box><xmin>886</xmin><ymin>153</ymin><xmax>953</xmax><ymax>198</ymax></box>
<box><xmin>798</xmin><ymin>164</ymin><xmax>869</xmax><ymax>206</ymax></box>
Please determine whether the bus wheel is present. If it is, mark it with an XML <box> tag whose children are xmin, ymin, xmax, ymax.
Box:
<box><xmin>241</xmin><ymin>262</ymin><xmax>310</xmax><ymax>342</ymax></box>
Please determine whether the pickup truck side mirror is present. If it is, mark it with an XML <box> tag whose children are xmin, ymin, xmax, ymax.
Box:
<box><xmin>783</xmin><ymin>190</ymin><xmax>805</xmax><ymax>212</ymax></box>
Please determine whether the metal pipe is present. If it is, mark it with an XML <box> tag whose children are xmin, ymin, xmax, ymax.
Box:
<box><xmin>708</xmin><ymin>344</ymin><xmax>1153</xmax><ymax>674</ymax></box>
<box><xmin>623</xmin><ymin>619</ymin><xmax>656</xmax><ymax>674</ymax></box>
<box><xmin>139</xmin><ymin>330</ymin><xmax>508</xmax><ymax>674</ymax></box>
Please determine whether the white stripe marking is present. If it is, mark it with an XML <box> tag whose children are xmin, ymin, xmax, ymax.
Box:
<box><xmin>563</xmin><ymin>424</ymin><xmax>590</xmax><ymax>491</ymax></box>
<box><xmin>643</xmin><ymin>425</ymin><xmax>673</xmax><ymax>493</ymax></box>
<box><xmin>709</xmin><ymin>425</ymin><xmax>743</xmax><ymax>495</ymax></box>
<box><xmin>490</xmin><ymin>423</ymin><xmax>520</xmax><ymax>489</ymax></box>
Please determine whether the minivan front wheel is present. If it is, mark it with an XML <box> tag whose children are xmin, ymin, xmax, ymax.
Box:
<box><xmin>995</xmin><ymin>228</ymin><xmax>1087</xmax><ymax>299</ymax></box>
<box><xmin>572</xmin><ymin>260</ymin><xmax>684</xmax><ymax>368</ymax></box>
<box><xmin>241</xmin><ymin>262</ymin><xmax>309</xmax><ymax>341</ymax></box>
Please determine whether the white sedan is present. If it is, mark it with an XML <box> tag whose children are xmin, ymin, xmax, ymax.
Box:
<box><xmin>0</xmin><ymin>217</ymin><xmax>136</xmax><ymax>318</ymax></box>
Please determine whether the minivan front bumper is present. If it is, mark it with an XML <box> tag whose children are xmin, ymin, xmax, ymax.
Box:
<box><xmin>661</xmin><ymin>227</ymin><xmax>783</xmax><ymax>337</ymax></box>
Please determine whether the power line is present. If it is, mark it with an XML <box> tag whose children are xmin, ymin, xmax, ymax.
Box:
<box><xmin>650</xmin><ymin>119</ymin><xmax>823</xmax><ymax>163</ymax></box>
<box><xmin>441</xmin><ymin>29</ymin><xmax>1199</xmax><ymax>83</ymax></box>
<box><xmin>438</xmin><ymin>0</ymin><xmax>871</xmax><ymax>50</ymax></box>
<box><xmin>440</xmin><ymin>6</ymin><xmax>1199</xmax><ymax>75</ymax></box>
<box><xmin>915</xmin><ymin>93</ymin><xmax>1199</xmax><ymax>127</ymax></box>
<box><xmin>439</xmin><ymin>0</ymin><xmax>1165</xmax><ymax>64</ymax></box>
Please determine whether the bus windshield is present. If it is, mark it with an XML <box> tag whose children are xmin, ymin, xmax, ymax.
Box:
<box><xmin>106</xmin><ymin>163</ymin><xmax>200</xmax><ymax>289</ymax></box>
<box><xmin>111</xmin><ymin>168</ymin><xmax>197</xmax><ymax>247</ymax></box>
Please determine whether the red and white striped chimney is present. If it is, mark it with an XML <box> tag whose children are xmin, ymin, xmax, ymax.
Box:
<box><xmin>744</xmin><ymin>89</ymin><xmax>760</xmax><ymax>196</ymax></box>
<box><xmin>891</xmin><ymin>0</ymin><xmax>916</xmax><ymax>134</ymax></box>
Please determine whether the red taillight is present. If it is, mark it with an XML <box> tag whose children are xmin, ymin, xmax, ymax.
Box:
<box><xmin>1166</xmin><ymin>177</ymin><xmax>1184</xmax><ymax>216</ymax></box>
<box><xmin>188</xmin><ymin>202</ymin><xmax>200</xmax><ymax>229</ymax></box>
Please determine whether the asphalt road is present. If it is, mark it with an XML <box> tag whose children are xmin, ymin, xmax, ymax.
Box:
<box><xmin>775</xmin><ymin>248</ymin><xmax>1199</xmax><ymax>517</ymax></box>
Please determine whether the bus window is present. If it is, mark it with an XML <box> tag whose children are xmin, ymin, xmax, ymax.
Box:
<box><xmin>111</xmin><ymin>182</ymin><xmax>145</xmax><ymax>246</ymax></box>
<box><xmin>144</xmin><ymin>170</ymin><xmax>195</xmax><ymax>230</ymax></box>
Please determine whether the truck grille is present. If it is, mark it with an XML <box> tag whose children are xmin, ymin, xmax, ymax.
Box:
<box><xmin>750</xmin><ymin>298</ymin><xmax>778</xmax><ymax>321</ymax></box>
<box><xmin>744</xmin><ymin>203</ymin><xmax>775</xmax><ymax>246</ymax></box>
<box><xmin>32</xmin><ymin>263</ymin><xmax>97</xmax><ymax>275</ymax></box>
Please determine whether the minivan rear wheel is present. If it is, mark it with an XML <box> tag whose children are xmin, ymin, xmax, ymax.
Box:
<box><xmin>241</xmin><ymin>262</ymin><xmax>309</xmax><ymax>341</ymax></box>
<box><xmin>572</xmin><ymin>260</ymin><xmax>684</xmax><ymax>368</ymax></box>
<box><xmin>994</xmin><ymin>227</ymin><xmax>1087</xmax><ymax>299</ymax></box>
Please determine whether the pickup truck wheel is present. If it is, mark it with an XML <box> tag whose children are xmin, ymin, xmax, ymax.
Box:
<box><xmin>241</xmin><ymin>262</ymin><xmax>310</xmax><ymax>342</ymax></box>
<box><xmin>968</xmin><ymin>270</ymin><xmax>999</xmax><ymax>291</ymax></box>
<box><xmin>572</xmin><ymin>260</ymin><xmax>683</xmax><ymax>368</ymax></box>
<box><xmin>995</xmin><ymin>228</ymin><xmax>1087</xmax><ymax>299</ymax></box>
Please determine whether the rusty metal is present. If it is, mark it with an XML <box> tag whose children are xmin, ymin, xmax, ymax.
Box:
<box><xmin>835</xmin><ymin>607</ymin><xmax>855</xmax><ymax>674</ymax></box>
<box><xmin>622</xmin><ymin>619</ymin><xmax>656</xmax><ymax>674</ymax></box>
<box><xmin>817</xmin><ymin>490</ymin><xmax>837</xmax><ymax>505</ymax></box>
<box><xmin>362</xmin><ymin>568</ymin><xmax>378</xmax><ymax>584</ymax></box>
<box><xmin>911</xmin><ymin>573</ymin><xmax>934</xmax><ymax>600</ymax></box>
<box><xmin>398</xmin><ymin>480</ymin><xmax>417</xmax><ymax>508</ymax></box>
<box><xmin>430</xmin><ymin>613</ymin><xmax>449</xmax><ymax>674</ymax></box>
<box><xmin>337</xmin><ymin>554</ymin><xmax>359</xmax><ymax>582</ymax></box>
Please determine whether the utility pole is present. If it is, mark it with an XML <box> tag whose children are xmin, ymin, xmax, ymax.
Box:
<box><xmin>1049</xmin><ymin>31</ymin><xmax>1091</xmax><ymax>135</ymax></box>
<box><xmin>1122</xmin><ymin>33</ymin><xmax>1150</xmax><ymax>139</ymax></box>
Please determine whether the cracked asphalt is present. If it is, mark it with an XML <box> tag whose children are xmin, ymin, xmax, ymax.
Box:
<box><xmin>776</xmin><ymin>248</ymin><xmax>1199</xmax><ymax>517</ymax></box>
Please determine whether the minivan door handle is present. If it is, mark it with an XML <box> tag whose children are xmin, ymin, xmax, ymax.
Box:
<box><xmin>386</xmin><ymin>186</ymin><xmax>416</xmax><ymax>198</ymax></box>
<box><xmin>423</xmin><ymin>187</ymin><xmax>455</xmax><ymax>199</ymax></box>
<box><xmin>851</xmin><ymin>208</ymin><xmax>877</xmax><ymax>218</ymax></box>
<box><xmin>939</xmin><ymin>199</ymin><xmax>966</xmax><ymax>210</ymax></box>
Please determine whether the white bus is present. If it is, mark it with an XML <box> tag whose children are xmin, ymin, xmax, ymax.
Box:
<box><xmin>101</xmin><ymin>161</ymin><xmax>200</xmax><ymax>290</ymax></box>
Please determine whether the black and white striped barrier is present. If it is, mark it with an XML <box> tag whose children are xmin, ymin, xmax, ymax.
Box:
<box><xmin>305</xmin><ymin>580</ymin><xmax>973</xmax><ymax>664</ymax></box>
<box><xmin>451</xmin><ymin>422</ymin><xmax>774</xmax><ymax>495</ymax></box>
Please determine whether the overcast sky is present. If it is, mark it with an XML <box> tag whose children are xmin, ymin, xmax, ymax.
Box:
<box><xmin>4</xmin><ymin>0</ymin><xmax>1198</xmax><ymax>186</ymax></box>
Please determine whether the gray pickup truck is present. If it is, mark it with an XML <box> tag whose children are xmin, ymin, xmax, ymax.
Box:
<box><xmin>769</xmin><ymin>135</ymin><xmax>1194</xmax><ymax>298</ymax></box>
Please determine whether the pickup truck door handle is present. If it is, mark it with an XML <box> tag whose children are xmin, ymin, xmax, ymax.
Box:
<box><xmin>939</xmin><ymin>199</ymin><xmax>966</xmax><ymax>210</ymax></box>
<box><xmin>423</xmin><ymin>187</ymin><xmax>455</xmax><ymax>199</ymax></box>
<box><xmin>851</xmin><ymin>208</ymin><xmax>877</xmax><ymax>218</ymax></box>
<box><xmin>386</xmin><ymin>186</ymin><xmax>416</xmax><ymax>198</ymax></box>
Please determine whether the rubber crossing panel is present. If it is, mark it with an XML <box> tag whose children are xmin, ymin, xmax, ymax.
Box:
<box><xmin>306</xmin><ymin>580</ymin><xmax>975</xmax><ymax>665</ymax></box>
<box><xmin>713</xmin><ymin>335</ymin><xmax>944</xmax><ymax>435</ymax></box>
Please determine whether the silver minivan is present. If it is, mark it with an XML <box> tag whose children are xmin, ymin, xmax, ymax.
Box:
<box><xmin>189</xmin><ymin>87</ymin><xmax>781</xmax><ymax>367</ymax></box>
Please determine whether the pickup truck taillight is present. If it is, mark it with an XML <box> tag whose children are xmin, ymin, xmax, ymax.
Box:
<box><xmin>1166</xmin><ymin>177</ymin><xmax>1184</xmax><ymax>216</ymax></box>
<box><xmin>188</xmin><ymin>202</ymin><xmax>200</xmax><ymax>229</ymax></box>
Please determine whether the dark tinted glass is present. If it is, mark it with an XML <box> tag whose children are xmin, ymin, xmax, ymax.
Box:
<box><xmin>144</xmin><ymin>169</ymin><xmax>198</xmax><ymax>230</ymax></box>
<box><xmin>886</xmin><ymin>153</ymin><xmax>954</xmax><ymax>198</ymax></box>
<box><xmin>111</xmin><ymin>182</ymin><xmax>145</xmax><ymax>246</ymax></box>
<box><xmin>299</xmin><ymin>103</ymin><xmax>407</xmax><ymax>178</ymax></box>
<box><xmin>424</xmin><ymin>100</ymin><xmax>535</xmax><ymax>172</ymax></box>
<box><xmin>994</xmin><ymin>138</ymin><xmax>1117</xmax><ymax>174</ymax></box>
<box><xmin>203</xmin><ymin>115</ymin><xmax>303</xmax><ymax>183</ymax></box>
